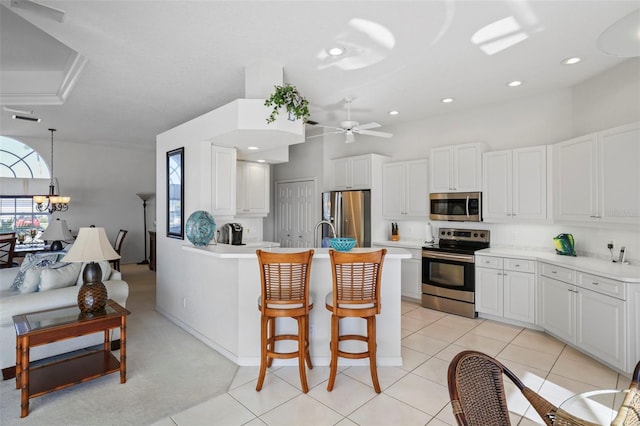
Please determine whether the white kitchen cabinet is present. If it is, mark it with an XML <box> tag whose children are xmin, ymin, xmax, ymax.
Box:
<box><xmin>211</xmin><ymin>145</ymin><xmax>237</xmax><ymax>217</ymax></box>
<box><xmin>430</xmin><ymin>143</ymin><xmax>485</xmax><ymax>193</ymax></box>
<box><xmin>236</xmin><ymin>161</ymin><xmax>270</xmax><ymax>216</ymax></box>
<box><xmin>554</xmin><ymin>122</ymin><xmax>640</xmax><ymax>225</ymax></box>
<box><xmin>332</xmin><ymin>154</ymin><xmax>372</xmax><ymax>190</ymax></box>
<box><xmin>476</xmin><ymin>255</ymin><xmax>535</xmax><ymax>325</ymax></box>
<box><xmin>373</xmin><ymin>243</ymin><xmax>422</xmax><ymax>300</ymax></box>
<box><xmin>382</xmin><ymin>159</ymin><xmax>428</xmax><ymax>218</ymax></box>
<box><xmin>539</xmin><ymin>262</ymin><xmax>627</xmax><ymax>371</ymax></box>
<box><xmin>483</xmin><ymin>146</ymin><xmax>547</xmax><ymax>222</ymax></box>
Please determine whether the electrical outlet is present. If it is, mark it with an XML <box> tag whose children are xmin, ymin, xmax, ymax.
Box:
<box><xmin>608</xmin><ymin>240</ymin><xmax>615</xmax><ymax>250</ymax></box>
<box><xmin>309</xmin><ymin>323</ymin><xmax>315</xmax><ymax>336</ymax></box>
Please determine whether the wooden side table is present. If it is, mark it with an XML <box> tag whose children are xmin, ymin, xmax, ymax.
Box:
<box><xmin>13</xmin><ymin>300</ymin><xmax>130</xmax><ymax>418</ymax></box>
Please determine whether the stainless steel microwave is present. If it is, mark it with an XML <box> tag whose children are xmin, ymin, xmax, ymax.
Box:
<box><xmin>429</xmin><ymin>192</ymin><xmax>482</xmax><ymax>222</ymax></box>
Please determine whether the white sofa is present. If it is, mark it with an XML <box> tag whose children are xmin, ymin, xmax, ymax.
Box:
<box><xmin>0</xmin><ymin>264</ymin><xmax>129</xmax><ymax>375</ymax></box>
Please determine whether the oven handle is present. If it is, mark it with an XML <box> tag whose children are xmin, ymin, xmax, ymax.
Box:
<box><xmin>422</xmin><ymin>250</ymin><xmax>475</xmax><ymax>263</ymax></box>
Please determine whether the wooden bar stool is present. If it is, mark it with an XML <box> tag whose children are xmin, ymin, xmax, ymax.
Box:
<box><xmin>256</xmin><ymin>249</ymin><xmax>314</xmax><ymax>393</ymax></box>
<box><xmin>326</xmin><ymin>248</ymin><xmax>386</xmax><ymax>393</ymax></box>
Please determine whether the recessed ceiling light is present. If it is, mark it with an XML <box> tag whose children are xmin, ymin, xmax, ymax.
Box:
<box><xmin>388</xmin><ymin>110</ymin><xmax>399</xmax><ymax>116</ymax></box>
<box><xmin>507</xmin><ymin>80</ymin><xmax>523</xmax><ymax>87</ymax></box>
<box><xmin>248</xmin><ymin>146</ymin><xmax>259</xmax><ymax>150</ymax></box>
<box><xmin>328</xmin><ymin>47</ymin><xmax>345</xmax><ymax>56</ymax></box>
<box><xmin>441</xmin><ymin>98</ymin><xmax>454</xmax><ymax>103</ymax></box>
<box><xmin>257</xmin><ymin>159</ymin><xmax>266</xmax><ymax>163</ymax></box>
<box><xmin>561</xmin><ymin>57</ymin><xmax>582</xmax><ymax>65</ymax></box>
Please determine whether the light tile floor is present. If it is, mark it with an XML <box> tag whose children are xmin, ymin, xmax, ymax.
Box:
<box><xmin>152</xmin><ymin>301</ymin><xmax>628</xmax><ymax>426</ymax></box>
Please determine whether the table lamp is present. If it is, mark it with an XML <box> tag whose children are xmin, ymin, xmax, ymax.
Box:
<box><xmin>40</xmin><ymin>218</ymin><xmax>73</xmax><ymax>251</ymax></box>
<box><xmin>62</xmin><ymin>227</ymin><xmax>121</xmax><ymax>313</ymax></box>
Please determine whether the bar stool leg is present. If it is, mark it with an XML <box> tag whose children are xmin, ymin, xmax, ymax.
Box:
<box><xmin>297</xmin><ymin>316</ymin><xmax>309</xmax><ymax>393</ymax></box>
<box><xmin>267</xmin><ymin>317</ymin><xmax>275</xmax><ymax>368</ymax></box>
<box><xmin>327</xmin><ymin>314</ymin><xmax>340</xmax><ymax>391</ymax></box>
<box><xmin>368</xmin><ymin>316</ymin><xmax>381</xmax><ymax>393</ymax></box>
<box><xmin>256</xmin><ymin>315</ymin><xmax>269</xmax><ymax>391</ymax></box>
<box><xmin>304</xmin><ymin>315</ymin><xmax>313</xmax><ymax>370</ymax></box>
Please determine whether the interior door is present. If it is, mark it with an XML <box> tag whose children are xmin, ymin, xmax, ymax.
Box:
<box><xmin>276</xmin><ymin>180</ymin><xmax>315</xmax><ymax>248</ymax></box>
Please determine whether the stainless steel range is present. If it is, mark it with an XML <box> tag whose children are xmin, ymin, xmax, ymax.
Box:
<box><xmin>422</xmin><ymin>228</ymin><xmax>490</xmax><ymax>318</ymax></box>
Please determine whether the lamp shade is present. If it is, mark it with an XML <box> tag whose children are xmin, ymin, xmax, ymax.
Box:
<box><xmin>40</xmin><ymin>218</ymin><xmax>73</xmax><ymax>242</ymax></box>
<box><xmin>62</xmin><ymin>227</ymin><xmax>120</xmax><ymax>262</ymax></box>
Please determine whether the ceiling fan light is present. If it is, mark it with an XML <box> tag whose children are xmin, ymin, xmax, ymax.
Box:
<box><xmin>328</xmin><ymin>47</ymin><xmax>345</xmax><ymax>56</ymax></box>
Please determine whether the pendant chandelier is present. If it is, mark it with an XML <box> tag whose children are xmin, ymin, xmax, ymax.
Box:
<box><xmin>34</xmin><ymin>128</ymin><xmax>70</xmax><ymax>213</ymax></box>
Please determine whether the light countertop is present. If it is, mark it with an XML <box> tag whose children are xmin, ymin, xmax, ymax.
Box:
<box><xmin>477</xmin><ymin>247</ymin><xmax>640</xmax><ymax>282</ymax></box>
<box><xmin>373</xmin><ymin>240</ymin><xmax>430</xmax><ymax>250</ymax></box>
<box><xmin>183</xmin><ymin>244</ymin><xmax>411</xmax><ymax>259</ymax></box>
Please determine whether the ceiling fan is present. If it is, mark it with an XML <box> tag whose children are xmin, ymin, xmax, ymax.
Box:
<box><xmin>10</xmin><ymin>0</ymin><xmax>66</xmax><ymax>22</ymax></box>
<box><xmin>309</xmin><ymin>97</ymin><xmax>393</xmax><ymax>143</ymax></box>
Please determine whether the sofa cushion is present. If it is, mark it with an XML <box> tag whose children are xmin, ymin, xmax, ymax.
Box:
<box><xmin>19</xmin><ymin>266</ymin><xmax>46</xmax><ymax>293</ymax></box>
<box><xmin>39</xmin><ymin>262</ymin><xmax>82</xmax><ymax>292</ymax></box>
<box><xmin>11</xmin><ymin>252</ymin><xmax>61</xmax><ymax>291</ymax></box>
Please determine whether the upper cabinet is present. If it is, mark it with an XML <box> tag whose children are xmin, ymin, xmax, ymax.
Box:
<box><xmin>554</xmin><ymin>122</ymin><xmax>640</xmax><ymax>225</ymax></box>
<box><xmin>331</xmin><ymin>154</ymin><xmax>388</xmax><ymax>190</ymax></box>
<box><xmin>382</xmin><ymin>159</ymin><xmax>429</xmax><ymax>219</ymax></box>
<box><xmin>211</xmin><ymin>145</ymin><xmax>237</xmax><ymax>217</ymax></box>
<box><xmin>237</xmin><ymin>161</ymin><xmax>270</xmax><ymax>216</ymax></box>
<box><xmin>430</xmin><ymin>143</ymin><xmax>485</xmax><ymax>193</ymax></box>
<box><xmin>483</xmin><ymin>145</ymin><xmax>548</xmax><ymax>222</ymax></box>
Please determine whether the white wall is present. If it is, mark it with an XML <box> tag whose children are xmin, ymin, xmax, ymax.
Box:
<box><xmin>1</xmin><ymin>135</ymin><xmax>156</xmax><ymax>265</ymax></box>
<box><xmin>271</xmin><ymin>58</ymin><xmax>640</xmax><ymax>263</ymax></box>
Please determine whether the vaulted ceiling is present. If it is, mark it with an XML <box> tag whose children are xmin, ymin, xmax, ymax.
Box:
<box><xmin>1</xmin><ymin>1</ymin><xmax>638</xmax><ymax>149</ymax></box>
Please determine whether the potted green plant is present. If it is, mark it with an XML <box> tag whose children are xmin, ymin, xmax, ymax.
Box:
<box><xmin>264</xmin><ymin>83</ymin><xmax>310</xmax><ymax>124</ymax></box>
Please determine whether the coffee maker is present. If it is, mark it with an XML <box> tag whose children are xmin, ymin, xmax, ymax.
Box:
<box><xmin>220</xmin><ymin>223</ymin><xmax>243</xmax><ymax>245</ymax></box>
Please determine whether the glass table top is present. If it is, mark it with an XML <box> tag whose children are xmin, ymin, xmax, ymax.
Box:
<box><xmin>557</xmin><ymin>389</ymin><xmax>629</xmax><ymax>425</ymax></box>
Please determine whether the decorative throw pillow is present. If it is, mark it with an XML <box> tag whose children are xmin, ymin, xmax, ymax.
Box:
<box><xmin>19</xmin><ymin>267</ymin><xmax>46</xmax><ymax>294</ymax></box>
<box><xmin>76</xmin><ymin>261</ymin><xmax>111</xmax><ymax>285</ymax></box>
<box><xmin>39</xmin><ymin>262</ymin><xmax>82</xmax><ymax>292</ymax></box>
<box><xmin>11</xmin><ymin>253</ymin><xmax>60</xmax><ymax>291</ymax></box>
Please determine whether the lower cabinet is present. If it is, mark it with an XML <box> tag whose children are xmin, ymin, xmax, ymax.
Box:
<box><xmin>401</xmin><ymin>250</ymin><xmax>422</xmax><ymax>300</ymax></box>
<box><xmin>539</xmin><ymin>262</ymin><xmax>627</xmax><ymax>371</ymax></box>
<box><xmin>475</xmin><ymin>255</ymin><xmax>536</xmax><ymax>325</ymax></box>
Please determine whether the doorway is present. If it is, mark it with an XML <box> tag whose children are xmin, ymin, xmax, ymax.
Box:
<box><xmin>275</xmin><ymin>179</ymin><xmax>317</xmax><ymax>248</ymax></box>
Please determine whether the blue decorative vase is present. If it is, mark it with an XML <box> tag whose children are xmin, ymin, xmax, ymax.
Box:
<box><xmin>185</xmin><ymin>210</ymin><xmax>216</xmax><ymax>247</ymax></box>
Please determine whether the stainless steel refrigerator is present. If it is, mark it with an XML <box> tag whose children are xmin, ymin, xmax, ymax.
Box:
<box><xmin>321</xmin><ymin>190</ymin><xmax>371</xmax><ymax>247</ymax></box>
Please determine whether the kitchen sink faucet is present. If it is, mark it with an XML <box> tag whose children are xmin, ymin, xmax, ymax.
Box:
<box><xmin>314</xmin><ymin>220</ymin><xmax>337</xmax><ymax>248</ymax></box>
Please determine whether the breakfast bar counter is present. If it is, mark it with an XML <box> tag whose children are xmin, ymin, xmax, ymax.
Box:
<box><xmin>158</xmin><ymin>245</ymin><xmax>410</xmax><ymax>367</ymax></box>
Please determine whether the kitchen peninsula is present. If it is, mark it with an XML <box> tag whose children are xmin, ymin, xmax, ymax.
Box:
<box><xmin>157</xmin><ymin>245</ymin><xmax>410</xmax><ymax>367</ymax></box>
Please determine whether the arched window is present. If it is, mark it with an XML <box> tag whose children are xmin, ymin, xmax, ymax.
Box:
<box><xmin>0</xmin><ymin>136</ymin><xmax>49</xmax><ymax>178</ymax></box>
<box><xmin>0</xmin><ymin>137</ymin><xmax>51</xmax><ymax>238</ymax></box>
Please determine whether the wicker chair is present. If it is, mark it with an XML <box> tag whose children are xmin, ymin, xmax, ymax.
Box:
<box><xmin>255</xmin><ymin>249</ymin><xmax>314</xmax><ymax>393</ymax></box>
<box><xmin>326</xmin><ymin>249</ymin><xmax>386</xmax><ymax>393</ymax></box>
<box><xmin>611</xmin><ymin>359</ymin><xmax>640</xmax><ymax>426</ymax></box>
<box><xmin>448</xmin><ymin>350</ymin><xmax>558</xmax><ymax>426</ymax></box>
<box><xmin>0</xmin><ymin>233</ymin><xmax>17</xmax><ymax>269</ymax></box>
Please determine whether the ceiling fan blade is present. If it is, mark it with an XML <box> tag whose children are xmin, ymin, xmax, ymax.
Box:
<box><xmin>311</xmin><ymin>124</ymin><xmax>345</xmax><ymax>132</ymax></box>
<box><xmin>357</xmin><ymin>129</ymin><xmax>393</xmax><ymax>138</ymax></box>
<box><xmin>10</xmin><ymin>0</ymin><xmax>66</xmax><ymax>22</ymax></box>
<box><xmin>355</xmin><ymin>122</ymin><xmax>381</xmax><ymax>131</ymax></box>
<box><xmin>307</xmin><ymin>131</ymin><xmax>344</xmax><ymax>139</ymax></box>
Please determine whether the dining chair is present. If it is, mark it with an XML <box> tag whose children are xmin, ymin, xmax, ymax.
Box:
<box><xmin>448</xmin><ymin>350</ymin><xmax>558</xmax><ymax>426</ymax></box>
<box><xmin>611</xmin><ymin>359</ymin><xmax>640</xmax><ymax>426</ymax></box>
<box><xmin>110</xmin><ymin>229</ymin><xmax>127</xmax><ymax>271</ymax></box>
<box><xmin>255</xmin><ymin>249</ymin><xmax>314</xmax><ymax>393</ymax></box>
<box><xmin>0</xmin><ymin>233</ymin><xmax>17</xmax><ymax>269</ymax></box>
<box><xmin>326</xmin><ymin>248</ymin><xmax>386</xmax><ymax>393</ymax></box>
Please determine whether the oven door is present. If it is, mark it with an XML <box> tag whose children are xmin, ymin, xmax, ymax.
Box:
<box><xmin>422</xmin><ymin>250</ymin><xmax>475</xmax><ymax>300</ymax></box>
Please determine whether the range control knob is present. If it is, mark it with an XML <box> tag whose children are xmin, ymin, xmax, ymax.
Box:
<box><xmin>447</xmin><ymin>231</ymin><xmax>452</xmax><ymax>236</ymax></box>
<box><xmin>480</xmin><ymin>233</ymin><xmax>485</xmax><ymax>238</ymax></box>
<box><xmin>473</xmin><ymin>233</ymin><xmax>478</xmax><ymax>237</ymax></box>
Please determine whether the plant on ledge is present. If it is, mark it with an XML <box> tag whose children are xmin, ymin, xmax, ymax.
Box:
<box><xmin>264</xmin><ymin>83</ymin><xmax>310</xmax><ymax>124</ymax></box>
